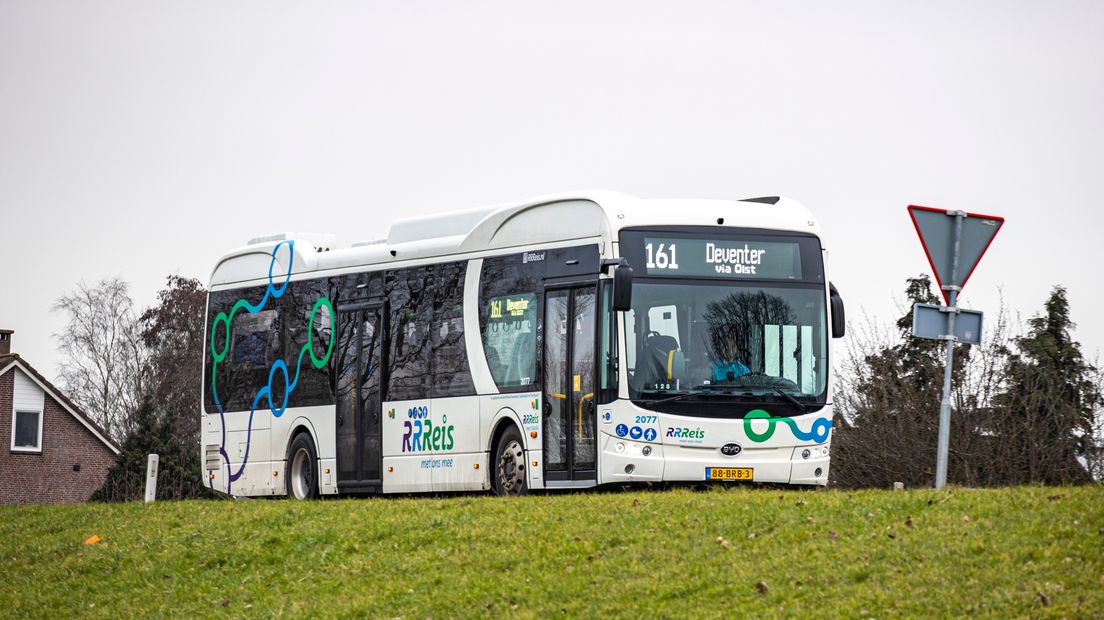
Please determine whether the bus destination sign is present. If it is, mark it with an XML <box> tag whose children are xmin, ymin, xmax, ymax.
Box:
<box><xmin>642</xmin><ymin>237</ymin><xmax>802</xmax><ymax>280</ymax></box>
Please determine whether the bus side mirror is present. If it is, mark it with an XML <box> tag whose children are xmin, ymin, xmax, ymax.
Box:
<box><xmin>612</xmin><ymin>262</ymin><xmax>633</xmax><ymax>311</ymax></box>
<box><xmin>830</xmin><ymin>282</ymin><xmax>845</xmax><ymax>339</ymax></box>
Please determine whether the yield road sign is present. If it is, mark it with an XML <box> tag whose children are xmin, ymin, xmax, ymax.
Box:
<box><xmin>908</xmin><ymin>206</ymin><xmax>1004</xmax><ymax>305</ymax></box>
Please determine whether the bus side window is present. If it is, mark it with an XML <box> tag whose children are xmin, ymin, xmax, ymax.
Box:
<box><xmin>283</xmin><ymin>277</ymin><xmax>334</xmax><ymax>408</ymax></box>
<box><xmin>598</xmin><ymin>280</ymin><xmax>619</xmax><ymax>404</ymax></box>
<box><xmin>205</xmin><ymin>284</ymin><xmax>282</xmax><ymax>414</ymax></box>
<box><xmin>430</xmin><ymin>261</ymin><xmax>476</xmax><ymax>397</ymax></box>
<box><xmin>387</xmin><ymin>266</ymin><xmax>432</xmax><ymax>401</ymax></box>
<box><xmin>479</xmin><ymin>253</ymin><xmax>543</xmax><ymax>392</ymax></box>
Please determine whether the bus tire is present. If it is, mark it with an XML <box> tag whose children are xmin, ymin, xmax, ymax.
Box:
<box><xmin>286</xmin><ymin>432</ymin><xmax>319</xmax><ymax>500</ymax></box>
<box><xmin>493</xmin><ymin>425</ymin><xmax>529</xmax><ymax>496</ymax></box>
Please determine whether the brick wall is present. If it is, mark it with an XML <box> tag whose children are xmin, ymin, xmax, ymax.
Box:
<box><xmin>0</xmin><ymin>371</ymin><xmax>118</xmax><ymax>504</ymax></box>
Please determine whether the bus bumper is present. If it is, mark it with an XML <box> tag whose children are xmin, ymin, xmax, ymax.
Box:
<box><xmin>600</xmin><ymin>434</ymin><xmax>830</xmax><ymax>486</ymax></box>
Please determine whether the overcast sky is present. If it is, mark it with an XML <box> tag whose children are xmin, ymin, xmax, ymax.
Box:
<box><xmin>2</xmin><ymin>1</ymin><xmax>1102</xmax><ymax>383</ymax></box>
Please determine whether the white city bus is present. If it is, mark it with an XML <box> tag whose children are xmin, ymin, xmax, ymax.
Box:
<box><xmin>201</xmin><ymin>191</ymin><xmax>845</xmax><ymax>498</ymax></box>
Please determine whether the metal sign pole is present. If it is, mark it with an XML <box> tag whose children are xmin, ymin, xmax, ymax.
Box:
<box><xmin>934</xmin><ymin>211</ymin><xmax>965</xmax><ymax>490</ymax></box>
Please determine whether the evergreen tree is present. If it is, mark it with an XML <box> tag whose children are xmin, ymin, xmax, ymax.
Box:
<box><xmin>93</xmin><ymin>398</ymin><xmax>214</xmax><ymax>501</ymax></box>
<box><xmin>989</xmin><ymin>286</ymin><xmax>1100</xmax><ymax>484</ymax></box>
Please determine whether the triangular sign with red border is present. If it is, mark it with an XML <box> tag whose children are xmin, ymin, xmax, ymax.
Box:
<box><xmin>908</xmin><ymin>205</ymin><xmax>1004</xmax><ymax>305</ymax></box>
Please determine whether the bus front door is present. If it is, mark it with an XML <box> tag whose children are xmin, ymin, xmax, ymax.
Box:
<box><xmin>335</xmin><ymin>305</ymin><xmax>384</xmax><ymax>492</ymax></box>
<box><xmin>543</xmin><ymin>285</ymin><xmax>598</xmax><ymax>483</ymax></box>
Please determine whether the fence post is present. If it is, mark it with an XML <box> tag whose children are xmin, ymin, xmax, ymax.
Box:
<box><xmin>145</xmin><ymin>454</ymin><xmax>159</xmax><ymax>503</ymax></box>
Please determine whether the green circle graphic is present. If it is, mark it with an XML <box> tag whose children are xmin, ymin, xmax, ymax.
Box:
<box><xmin>307</xmin><ymin>297</ymin><xmax>335</xmax><ymax>368</ymax></box>
<box><xmin>743</xmin><ymin>409</ymin><xmax>775</xmax><ymax>442</ymax></box>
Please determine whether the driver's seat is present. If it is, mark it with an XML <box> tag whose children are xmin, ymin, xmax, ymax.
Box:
<box><xmin>639</xmin><ymin>334</ymin><xmax>680</xmax><ymax>388</ymax></box>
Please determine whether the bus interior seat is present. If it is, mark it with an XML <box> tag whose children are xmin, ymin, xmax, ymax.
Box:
<box><xmin>638</xmin><ymin>334</ymin><xmax>680</xmax><ymax>388</ymax></box>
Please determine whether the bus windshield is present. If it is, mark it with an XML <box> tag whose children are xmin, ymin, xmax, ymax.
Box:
<box><xmin>626</xmin><ymin>280</ymin><xmax>828</xmax><ymax>416</ymax></box>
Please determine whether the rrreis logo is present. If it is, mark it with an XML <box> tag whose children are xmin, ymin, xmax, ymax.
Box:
<box><xmin>667</xmin><ymin>427</ymin><xmax>704</xmax><ymax>439</ymax></box>
<box><xmin>705</xmin><ymin>243</ymin><xmax>765</xmax><ymax>275</ymax></box>
<box><xmin>402</xmin><ymin>406</ymin><xmax>455</xmax><ymax>452</ymax></box>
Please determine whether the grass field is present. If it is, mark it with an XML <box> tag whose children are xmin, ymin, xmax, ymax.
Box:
<box><xmin>1</xmin><ymin>485</ymin><xmax>1101</xmax><ymax>618</ymax></box>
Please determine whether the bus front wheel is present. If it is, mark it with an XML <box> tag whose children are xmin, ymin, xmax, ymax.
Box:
<box><xmin>493</xmin><ymin>425</ymin><xmax>529</xmax><ymax>496</ymax></box>
<box><xmin>286</xmin><ymin>433</ymin><xmax>319</xmax><ymax>500</ymax></box>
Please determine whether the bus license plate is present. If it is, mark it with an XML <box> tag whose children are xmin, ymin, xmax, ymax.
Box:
<box><xmin>706</xmin><ymin>467</ymin><xmax>753</xmax><ymax>481</ymax></box>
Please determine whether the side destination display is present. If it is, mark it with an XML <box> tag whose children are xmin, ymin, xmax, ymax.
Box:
<box><xmin>642</xmin><ymin>237</ymin><xmax>802</xmax><ymax>280</ymax></box>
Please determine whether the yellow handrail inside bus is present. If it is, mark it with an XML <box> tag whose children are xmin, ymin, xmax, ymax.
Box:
<box><xmin>578</xmin><ymin>392</ymin><xmax>594</xmax><ymax>441</ymax></box>
<box><xmin>548</xmin><ymin>391</ymin><xmax>595</xmax><ymax>443</ymax></box>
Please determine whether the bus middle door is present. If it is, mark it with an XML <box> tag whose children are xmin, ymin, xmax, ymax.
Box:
<box><xmin>335</xmin><ymin>303</ymin><xmax>385</xmax><ymax>492</ymax></box>
<box><xmin>543</xmin><ymin>284</ymin><xmax>598</xmax><ymax>483</ymax></box>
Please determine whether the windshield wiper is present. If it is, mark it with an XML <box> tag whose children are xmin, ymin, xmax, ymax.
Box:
<box><xmin>769</xmin><ymin>386</ymin><xmax>808</xmax><ymax>413</ymax></box>
<box><xmin>701</xmin><ymin>381</ymin><xmax>810</xmax><ymax>412</ymax></box>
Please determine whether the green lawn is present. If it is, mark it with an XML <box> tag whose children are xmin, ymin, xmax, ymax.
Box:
<box><xmin>1</xmin><ymin>485</ymin><xmax>1101</xmax><ymax>618</ymax></box>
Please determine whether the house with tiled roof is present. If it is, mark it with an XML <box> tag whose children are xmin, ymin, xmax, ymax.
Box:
<box><xmin>0</xmin><ymin>329</ymin><xmax>120</xmax><ymax>504</ymax></box>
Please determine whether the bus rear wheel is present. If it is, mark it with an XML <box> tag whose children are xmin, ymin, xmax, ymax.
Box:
<box><xmin>493</xmin><ymin>426</ymin><xmax>529</xmax><ymax>496</ymax></box>
<box><xmin>286</xmin><ymin>433</ymin><xmax>319</xmax><ymax>500</ymax></box>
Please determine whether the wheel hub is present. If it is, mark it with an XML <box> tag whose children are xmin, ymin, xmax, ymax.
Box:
<box><xmin>498</xmin><ymin>440</ymin><xmax>526</xmax><ymax>494</ymax></box>
<box><xmin>291</xmin><ymin>447</ymin><xmax>312</xmax><ymax>499</ymax></box>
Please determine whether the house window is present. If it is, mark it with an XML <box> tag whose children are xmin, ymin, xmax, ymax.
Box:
<box><xmin>11</xmin><ymin>410</ymin><xmax>42</xmax><ymax>452</ymax></box>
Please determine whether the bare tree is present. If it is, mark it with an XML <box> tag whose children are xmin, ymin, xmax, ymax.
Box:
<box><xmin>92</xmin><ymin>276</ymin><xmax>218</xmax><ymax>501</ymax></box>
<box><xmin>53</xmin><ymin>277</ymin><xmax>148</xmax><ymax>441</ymax></box>
<box><xmin>831</xmin><ymin>276</ymin><xmax>967</xmax><ymax>488</ymax></box>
